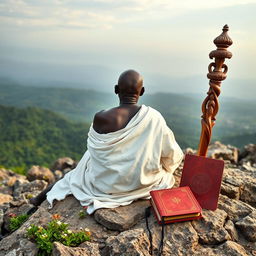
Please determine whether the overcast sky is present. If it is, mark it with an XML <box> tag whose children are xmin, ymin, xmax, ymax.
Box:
<box><xmin>0</xmin><ymin>0</ymin><xmax>255</xmax><ymax>99</ymax></box>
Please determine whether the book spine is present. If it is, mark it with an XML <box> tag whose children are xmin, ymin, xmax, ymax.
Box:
<box><xmin>150</xmin><ymin>192</ymin><xmax>166</xmax><ymax>216</ymax></box>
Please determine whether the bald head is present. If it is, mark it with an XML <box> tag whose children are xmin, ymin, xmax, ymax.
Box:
<box><xmin>118</xmin><ymin>70</ymin><xmax>143</xmax><ymax>88</ymax></box>
<box><xmin>115</xmin><ymin>70</ymin><xmax>144</xmax><ymax>104</ymax></box>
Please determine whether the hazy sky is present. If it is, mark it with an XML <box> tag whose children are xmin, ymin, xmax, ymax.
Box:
<box><xmin>0</xmin><ymin>0</ymin><xmax>255</xmax><ymax>99</ymax></box>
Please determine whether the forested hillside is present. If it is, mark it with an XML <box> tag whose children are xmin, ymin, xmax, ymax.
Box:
<box><xmin>1</xmin><ymin>81</ymin><xmax>255</xmax><ymax>148</ymax></box>
<box><xmin>0</xmin><ymin>105</ymin><xmax>90</xmax><ymax>171</ymax></box>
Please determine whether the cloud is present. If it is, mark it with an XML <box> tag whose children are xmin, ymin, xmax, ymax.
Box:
<box><xmin>1</xmin><ymin>0</ymin><xmax>255</xmax><ymax>30</ymax></box>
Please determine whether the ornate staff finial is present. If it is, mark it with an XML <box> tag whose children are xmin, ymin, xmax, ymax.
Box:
<box><xmin>198</xmin><ymin>25</ymin><xmax>233</xmax><ymax>156</ymax></box>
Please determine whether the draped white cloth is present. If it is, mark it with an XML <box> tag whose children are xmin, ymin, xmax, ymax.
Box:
<box><xmin>47</xmin><ymin>105</ymin><xmax>183</xmax><ymax>214</ymax></box>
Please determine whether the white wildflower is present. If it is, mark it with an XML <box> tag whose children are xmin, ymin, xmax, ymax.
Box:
<box><xmin>56</xmin><ymin>221</ymin><xmax>62</xmax><ymax>225</ymax></box>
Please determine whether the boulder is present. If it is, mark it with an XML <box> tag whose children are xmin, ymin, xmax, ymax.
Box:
<box><xmin>134</xmin><ymin>213</ymin><xmax>199</xmax><ymax>255</ymax></box>
<box><xmin>0</xmin><ymin>169</ymin><xmax>27</xmax><ymax>187</ymax></box>
<box><xmin>207</xmin><ymin>141</ymin><xmax>239</xmax><ymax>163</ymax></box>
<box><xmin>102</xmin><ymin>228</ymin><xmax>151</xmax><ymax>256</ymax></box>
<box><xmin>52</xmin><ymin>241</ymin><xmax>100</xmax><ymax>256</ymax></box>
<box><xmin>239</xmin><ymin>144</ymin><xmax>256</xmax><ymax>166</ymax></box>
<box><xmin>12</xmin><ymin>179</ymin><xmax>48</xmax><ymax>201</ymax></box>
<box><xmin>54</xmin><ymin>170</ymin><xmax>63</xmax><ymax>180</ymax></box>
<box><xmin>0</xmin><ymin>194</ymin><xmax>13</xmax><ymax>205</ymax></box>
<box><xmin>235</xmin><ymin>211</ymin><xmax>256</xmax><ymax>242</ymax></box>
<box><xmin>0</xmin><ymin>209</ymin><xmax>3</xmax><ymax>234</ymax></box>
<box><xmin>193</xmin><ymin>241</ymin><xmax>248</xmax><ymax>256</ymax></box>
<box><xmin>0</xmin><ymin>206</ymin><xmax>52</xmax><ymax>256</ymax></box>
<box><xmin>221</xmin><ymin>167</ymin><xmax>256</xmax><ymax>207</ymax></box>
<box><xmin>191</xmin><ymin>209</ymin><xmax>230</xmax><ymax>244</ymax></box>
<box><xmin>27</xmin><ymin>166</ymin><xmax>55</xmax><ymax>184</ymax></box>
<box><xmin>51</xmin><ymin>157</ymin><xmax>76</xmax><ymax>172</ymax></box>
<box><xmin>3</xmin><ymin>203</ymin><xmax>36</xmax><ymax>233</ymax></box>
<box><xmin>218</xmin><ymin>195</ymin><xmax>254</xmax><ymax>222</ymax></box>
<box><xmin>221</xmin><ymin>182</ymin><xmax>240</xmax><ymax>199</ymax></box>
<box><xmin>94</xmin><ymin>200</ymin><xmax>150</xmax><ymax>231</ymax></box>
<box><xmin>224</xmin><ymin>220</ymin><xmax>239</xmax><ymax>242</ymax></box>
<box><xmin>4</xmin><ymin>239</ymin><xmax>38</xmax><ymax>256</ymax></box>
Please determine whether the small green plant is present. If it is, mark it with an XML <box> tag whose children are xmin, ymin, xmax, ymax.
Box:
<box><xmin>78</xmin><ymin>209</ymin><xmax>87</xmax><ymax>218</ymax></box>
<box><xmin>9</xmin><ymin>214</ymin><xmax>29</xmax><ymax>231</ymax></box>
<box><xmin>26</xmin><ymin>218</ymin><xmax>91</xmax><ymax>256</ymax></box>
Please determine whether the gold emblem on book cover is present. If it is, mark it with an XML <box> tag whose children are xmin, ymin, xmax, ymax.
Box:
<box><xmin>171</xmin><ymin>197</ymin><xmax>181</xmax><ymax>204</ymax></box>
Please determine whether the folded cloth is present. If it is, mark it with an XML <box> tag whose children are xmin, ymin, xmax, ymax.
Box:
<box><xmin>47</xmin><ymin>105</ymin><xmax>183</xmax><ymax>214</ymax></box>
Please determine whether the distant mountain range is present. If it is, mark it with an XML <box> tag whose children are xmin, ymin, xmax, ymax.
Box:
<box><xmin>0</xmin><ymin>80</ymin><xmax>255</xmax><ymax>170</ymax></box>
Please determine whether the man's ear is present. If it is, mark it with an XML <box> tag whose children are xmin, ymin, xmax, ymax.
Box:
<box><xmin>115</xmin><ymin>85</ymin><xmax>119</xmax><ymax>94</ymax></box>
<box><xmin>140</xmin><ymin>87</ymin><xmax>145</xmax><ymax>96</ymax></box>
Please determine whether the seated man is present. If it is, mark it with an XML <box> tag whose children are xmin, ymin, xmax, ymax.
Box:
<box><xmin>34</xmin><ymin>70</ymin><xmax>183</xmax><ymax>214</ymax></box>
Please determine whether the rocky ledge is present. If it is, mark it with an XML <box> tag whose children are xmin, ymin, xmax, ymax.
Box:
<box><xmin>0</xmin><ymin>142</ymin><xmax>255</xmax><ymax>255</ymax></box>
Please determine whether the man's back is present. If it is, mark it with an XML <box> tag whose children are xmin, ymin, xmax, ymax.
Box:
<box><xmin>93</xmin><ymin>105</ymin><xmax>141</xmax><ymax>134</ymax></box>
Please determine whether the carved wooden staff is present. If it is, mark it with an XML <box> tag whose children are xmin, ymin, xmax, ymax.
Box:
<box><xmin>198</xmin><ymin>25</ymin><xmax>233</xmax><ymax>156</ymax></box>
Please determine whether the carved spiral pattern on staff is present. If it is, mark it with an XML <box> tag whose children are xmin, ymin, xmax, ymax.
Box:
<box><xmin>198</xmin><ymin>25</ymin><xmax>233</xmax><ymax>156</ymax></box>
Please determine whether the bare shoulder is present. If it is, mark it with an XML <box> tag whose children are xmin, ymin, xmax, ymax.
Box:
<box><xmin>93</xmin><ymin>108</ymin><xmax>118</xmax><ymax>133</ymax></box>
<box><xmin>93</xmin><ymin>108</ymin><xmax>118</xmax><ymax>122</ymax></box>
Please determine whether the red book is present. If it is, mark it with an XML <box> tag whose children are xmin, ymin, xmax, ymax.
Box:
<box><xmin>150</xmin><ymin>186</ymin><xmax>202</xmax><ymax>224</ymax></box>
<box><xmin>180</xmin><ymin>154</ymin><xmax>224</xmax><ymax>210</ymax></box>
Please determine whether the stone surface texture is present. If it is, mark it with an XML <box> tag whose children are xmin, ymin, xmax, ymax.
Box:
<box><xmin>52</xmin><ymin>241</ymin><xmax>100</xmax><ymax>256</ymax></box>
<box><xmin>27</xmin><ymin>165</ymin><xmax>55</xmax><ymax>184</ymax></box>
<box><xmin>51</xmin><ymin>157</ymin><xmax>76</xmax><ymax>172</ymax></box>
<box><xmin>94</xmin><ymin>199</ymin><xmax>150</xmax><ymax>231</ymax></box>
<box><xmin>0</xmin><ymin>143</ymin><xmax>255</xmax><ymax>256</ymax></box>
<box><xmin>207</xmin><ymin>141</ymin><xmax>239</xmax><ymax>163</ymax></box>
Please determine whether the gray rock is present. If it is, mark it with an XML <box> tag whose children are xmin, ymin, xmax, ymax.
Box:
<box><xmin>3</xmin><ymin>203</ymin><xmax>36</xmax><ymax>232</ymax></box>
<box><xmin>218</xmin><ymin>195</ymin><xmax>254</xmax><ymax>222</ymax></box>
<box><xmin>0</xmin><ymin>209</ymin><xmax>3</xmax><ymax>234</ymax></box>
<box><xmin>0</xmin><ymin>194</ymin><xmax>13</xmax><ymax>205</ymax></box>
<box><xmin>134</xmin><ymin>213</ymin><xmax>199</xmax><ymax>256</ymax></box>
<box><xmin>207</xmin><ymin>141</ymin><xmax>239</xmax><ymax>163</ymax></box>
<box><xmin>0</xmin><ymin>202</ymin><xmax>10</xmax><ymax>213</ymax></box>
<box><xmin>222</xmin><ymin>167</ymin><xmax>256</xmax><ymax>207</ymax></box>
<box><xmin>54</xmin><ymin>170</ymin><xmax>63</xmax><ymax>180</ymax></box>
<box><xmin>0</xmin><ymin>186</ymin><xmax>13</xmax><ymax>196</ymax></box>
<box><xmin>51</xmin><ymin>157</ymin><xmax>76</xmax><ymax>172</ymax></box>
<box><xmin>214</xmin><ymin>241</ymin><xmax>249</xmax><ymax>256</ymax></box>
<box><xmin>240</xmin><ymin>182</ymin><xmax>256</xmax><ymax>207</ymax></box>
<box><xmin>94</xmin><ymin>200</ymin><xmax>150</xmax><ymax>231</ymax></box>
<box><xmin>27</xmin><ymin>165</ymin><xmax>55</xmax><ymax>184</ymax></box>
<box><xmin>221</xmin><ymin>182</ymin><xmax>240</xmax><ymax>199</ymax></box>
<box><xmin>239</xmin><ymin>144</ymin><xmax>256</xmax><ymax>166</ymax></box>
<box><xmin>13</xmin><ymin>179</ymin><xmax>48</xmax><ymax>200</ymax></box>
<box><xmin>0</xmin><ymin>206</ymin><xmax>52</xmax><ymax>256</ymax></box>
<box><xmin>191</xmin><ymin>209</ymin><xmax>231</xmax><ymax>244</ymax></box>
<box><xmin>1</xmin><ymin>239</ymin><xmax>38</xmax><ymax>256</ymax></box>
<box><xmin>235</xmin><ymin>211</ymin><xmax>256</xmax><ymax>242</ymax></box>
<box><xmin>193</xmin><ymin>241</ymin><xmax>248</xmax><ymax>256</ymax></box>
<box><xmin>102</xmin><ymin>228</ymin><xmax>151</xmax><ymax>256</ymax></box>
<box><xmin>183</xmin><ymin>148</ymin><xmax>197</xmax><ymax>155</ymax></box>
<box><xmin>224</xmin><ymin>220</ymin><xmax>239</xmax><ymax>242</ymax></box>
<box><xmin>63</xmin><ymin>168</ymin><xmax>72</xmax><ymax>175</ymax></box>
<box><xmin>52</xmin><ymin>241</ymin><xmax>100</xmax><ymax>256</ymax></box>
<box><xmin>0</xmin><ymin>169</ymin><xmax>27</xmax><ymax>187</ymax></box>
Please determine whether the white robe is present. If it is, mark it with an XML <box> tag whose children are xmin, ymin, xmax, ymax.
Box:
<box><xmin>47</xmin><ymin>105</ymin><xmax>183</xmax><ymax>214</ymax></box>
